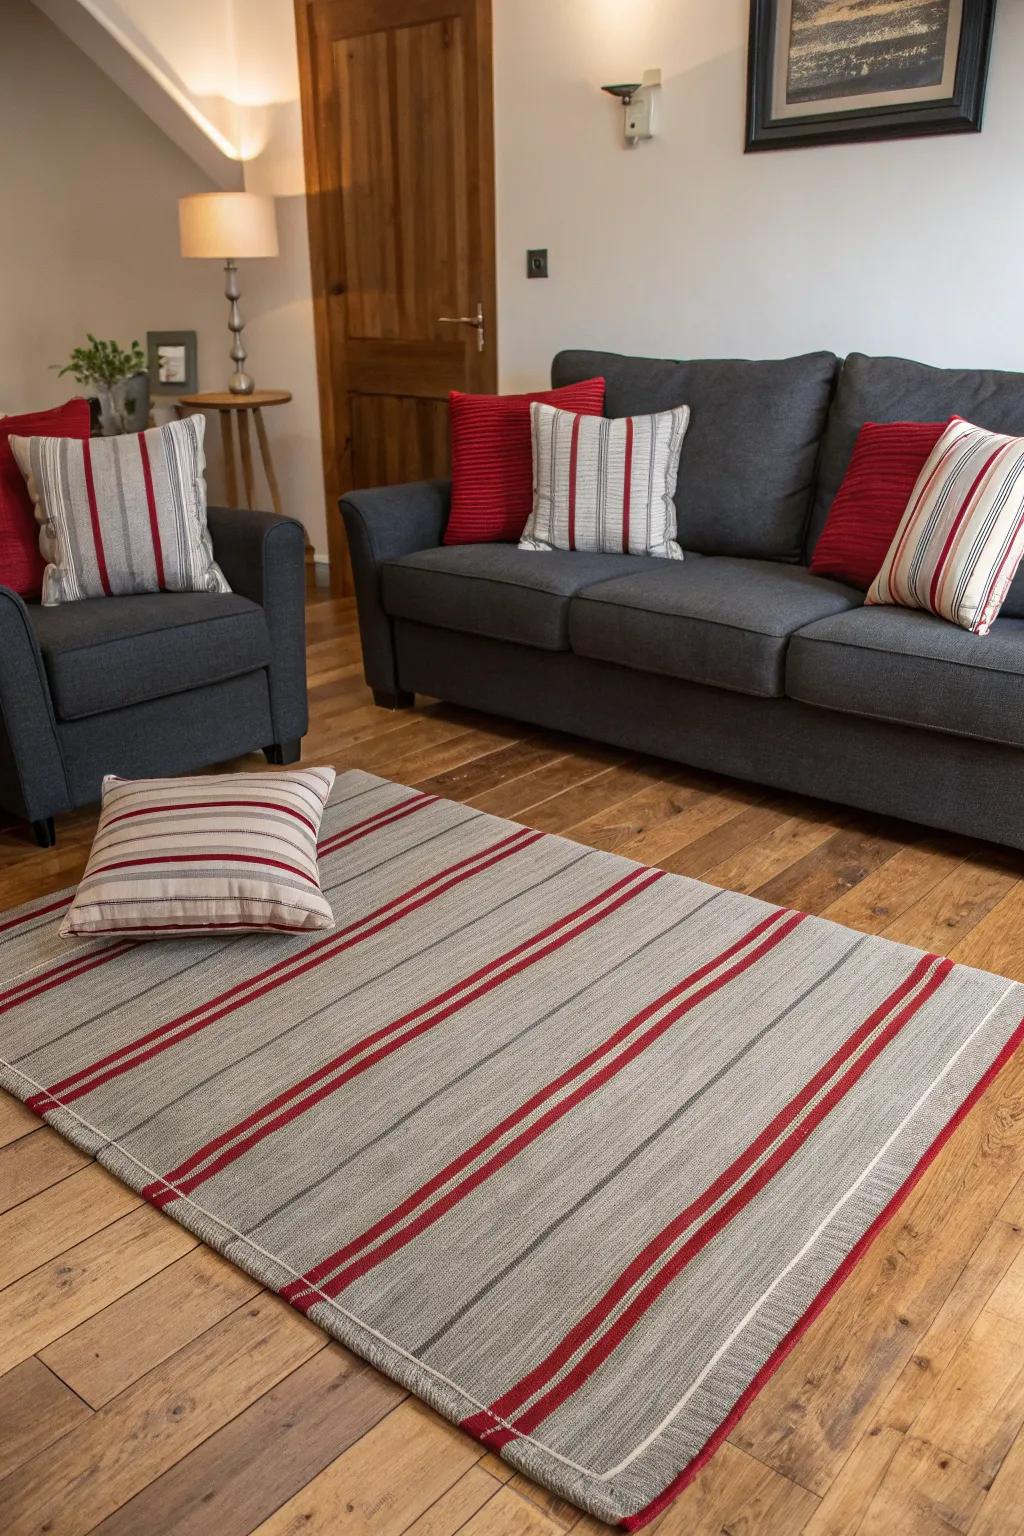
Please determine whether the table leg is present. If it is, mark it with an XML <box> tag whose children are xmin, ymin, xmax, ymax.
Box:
<box><xmin>237</xmin><ymin>409</ymin><xmax>256</xmax><ymax>510</ymax></box>
<box><xmin>218</xmin><ymin>411</ymin><xmax>239</xmax><ymax>507</ymax></box>
<box><xmin>253</xmin><ymin>408</ymin><xmax>283</xmax><ymax>517</ymax></box>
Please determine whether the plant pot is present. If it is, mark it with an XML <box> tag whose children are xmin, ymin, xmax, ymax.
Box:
<box><xmin>94</xmin><ymin>371</ymin><xmax>150</xmax><ymax>435</ymax></box>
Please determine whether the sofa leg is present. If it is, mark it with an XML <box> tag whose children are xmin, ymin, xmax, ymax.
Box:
<box><xmin>373</xmin><ymin>689</ymin><xmax>415</xmax><ymax>711</ymax></box>
<box><xmin>32</xmin><ymin>817</ymin><xmax>56</xmax><ymax>849</ymax></box>
<box><xmin>263</xmin><ymin>740</ymin><xmax>302</xmax><ymax>766</ymax></box>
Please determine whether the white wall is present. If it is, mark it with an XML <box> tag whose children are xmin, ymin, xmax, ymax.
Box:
<box><xmin>493</xmin><ymin>0</ymin><xmax>1024</xmax><ymax>392</ymax></box>
<box><xmin>0</xmin><ymin>0</ymin><xmax>227</xmax><ymax>458</ymax></box>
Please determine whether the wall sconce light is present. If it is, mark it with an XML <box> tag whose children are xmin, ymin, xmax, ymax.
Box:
<box><xmin>601</xmin><ymin>70</ymin><xmax>661</xmax><ymax>147</ymax></box>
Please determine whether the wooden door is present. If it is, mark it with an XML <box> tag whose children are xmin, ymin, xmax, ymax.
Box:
<box><xmin>296</xmin><ymin>0</ymin><xmax>497</xmax><ymax>591</ymax></box>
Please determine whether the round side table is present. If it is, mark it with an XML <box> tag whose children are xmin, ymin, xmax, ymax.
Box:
<box><xmin>175</xmin><ymin>390</ymin><xmax>292</xmax><ymax>516</ymax></box>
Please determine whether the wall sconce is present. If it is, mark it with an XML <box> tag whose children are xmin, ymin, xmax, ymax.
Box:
<box><xmin>601</xmin><ymin>70</ymin><xmax>661</xmax><ymax>147</ymax></box>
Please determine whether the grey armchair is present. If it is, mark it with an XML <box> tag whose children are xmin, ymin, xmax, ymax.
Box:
<box><xmin>0</xmin><ymin>506</ymin><xmax>308</xmax><ymax>847</ymax></box>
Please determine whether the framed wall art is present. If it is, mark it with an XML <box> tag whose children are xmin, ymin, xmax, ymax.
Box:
<box><xmin>746</xmin><ymin>0</ymin><xmax>997</xmax><ymax>151</ymax></box>
<box><xmin>147</xmin><ymin>330</ymin><xmax>198</xmax><ymax>395</ymax></box>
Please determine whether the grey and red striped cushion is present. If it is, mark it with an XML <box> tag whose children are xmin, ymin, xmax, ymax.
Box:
<box><xmin>60</xmin><ymin>769</ymin><xmax>337</xmax><ymax>938</ymax></box>
<box><xmin>10</xmin><ymin>415</ymin><xmax>229</xmax><ymax>605</ymax></box>
<box><xmin>867</xmin><ymin>416</ymin><xmax>1024</xmax><ymax>633</ymax></box>
<box><xmin>520</xmin><ymin>401</ymin><xmax>690</xmax><ymax>558</ymax></box>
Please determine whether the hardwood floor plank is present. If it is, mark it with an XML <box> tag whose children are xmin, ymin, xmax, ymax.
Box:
<box><xmin>703</xmin><ymin>808</ymin><xmax>845</xmax><ymax>895</ymax></box>
<box><xmin>653</xmin><ymin>1441</ymin><xmax>819</xmax><ymax>1535</ymax></box>
<box><xmin>753</xmin><ymin>820</ymin><xmax>909</xmax><ymax>915</ymax></box>
<box><xmin>820</xmin><ymin>840</ymin><xmax>966</xmax><ymax>936</ymax></box>
<box><xmin>248</xmin><ymin>1398</ymin><xmax>482</xmax><ymax>1536</ymax></box>
<box><xmin>39</xmin><ymin>1244</ymin><xmax>261</xmax><ymax>1407</ymax></box>
<box><xmin>729</xmin><ymin>1045</ymin><xmax>1024</xmax><ymax>1494</ymax></box>
<box><xmin>400</xmin><ymin>1465</ymin><xmax>504</xmax><ymax>1535</ymax></box>
<box><xmin>521</xmin><ymin>761</ymin><xmax>664</xmax><ymax>835</ymax></box>
<box><xmin>0</xmin><ymin>1296</ymin><xmax>325</xmax><ymax>1536</ymax></box>
<box><xmin>802</xmin><ymin>1424</ymin><xmax>903</xmax><ymax>1536</ymax></box>
<box><xmin>454</xmin><ymin>1486</ymin><xmax>569</xmax><ymax>1535</ymax></box>
<box><xmin>951</xmin><ymin>884</ymin><xmax>1024</xmax><ymax>980</ymax></box>
<box><xmin>657</xmin><ymin>796</ymin><xmax>796</xmax><ymax>879</ymax></box>
<box><xmin>880</xmin><ymin>857</ymin><xmax>1019</xmax><ymax>952</ymax></box>
<box><xmin>90</xmin><ymin>1345</ymin><xmax>405</xmax><ymax>1536</ymax></box>
<box><xmin>0</xmin><ymin>1357</ymin><xmax>92</xmax><ymax>1481</ymax></box>
<box><xmin>505</xmin><ymin>1472</ymin><xmax>580</xmax><ymax>1531</ymax></box>
<box><xmin>467</xmin><ymin>749</ymin><xmax>627</xmax><ymax>819</ymax></box>
<box><xmin>0</xmin><ymin>1204</ymin><xmax>196</xmax><ymax>1375</ymax></box>
<box><xmin>882</xmin><ymin>1217</ymin><xmax>1024</xmax><ymax>1432</ymax></box>
<box><xmin>967</xmin><ymin>1418</ymin><xmax>1024</xmax><ymax>1535</ymax></box>
<box><xmin>0</xmin><ymin>1125</ymin><xmax>90</xmax><ymax>1213</ymax></box>
<box><xmin>0</xmin><ymin>1091</ymin><xmax>40</xmax><ymax>1148</ymax></box>
<box><xmin>0</xmin><ymin>1163</ymin><xmax>141</xmax><ymax>1290</ymax></box>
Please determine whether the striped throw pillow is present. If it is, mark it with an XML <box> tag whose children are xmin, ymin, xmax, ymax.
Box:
<box><xmin>10</xmin><ymin>415</ymin><xmax>229</xmax><ymax>606</ymax></box>
<box><xmin>60</xmin><ymin>769</ymin><xmax>337</xmax><ymax>939</ymax></box>
<box><xmin>866</xmin><ymin>416</ymin><xmax>1024</xmax><ymax>635</ymax></box>
<box><xmin>520</xmin><ymin>401</ymin><xmax>690</xmax><ymax>558</ymax></box>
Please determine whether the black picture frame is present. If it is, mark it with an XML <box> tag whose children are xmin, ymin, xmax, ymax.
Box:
<box><xmin>147</xmin><ymin>330</ymin><xmax>198</xmax><ymax>395</ymax></box>
<box><xmin>746</xmin><ymin>0</ymin><xmax>996</xmax><ymax>152</ymax></box>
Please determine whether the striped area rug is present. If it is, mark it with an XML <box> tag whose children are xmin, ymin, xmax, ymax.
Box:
<box><xmin>2</xmin><ymin>770</ymin><xmax>1022</xmax><ymax>1527</ymax></box>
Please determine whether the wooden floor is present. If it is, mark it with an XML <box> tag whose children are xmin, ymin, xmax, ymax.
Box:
<box><xmin>4</xmin><ymin>592</ymin><xmax>1024</xmax><ymax>1536</ymax></box>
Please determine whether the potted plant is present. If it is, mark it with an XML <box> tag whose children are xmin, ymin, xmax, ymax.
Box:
<box><xmin>57</xmin><ymin>336</ymin><xmax>149</xmax><ymax>436</ymax></box>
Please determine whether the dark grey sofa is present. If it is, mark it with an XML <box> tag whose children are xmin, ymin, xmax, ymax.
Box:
<box><xmin>0</xmin><ymin>506</ymin><xmax>308</xmax><ymax>845</ymax></box>
<box><xmin>342</xmin><ymin>351</ymin><xmax>1024</xmax><ymax>852</ymax></box>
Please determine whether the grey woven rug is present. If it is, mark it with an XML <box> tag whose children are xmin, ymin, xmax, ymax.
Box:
<box><xmin>2</xmin><ymin>769</ymin><xmax>1021</xmax><ymax>1528</ymax></box>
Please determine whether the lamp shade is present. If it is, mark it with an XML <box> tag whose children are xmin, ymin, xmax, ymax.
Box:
<box><xmin>179</xmin><ymin>192</ymin><xmax>279</xmax><ymax>260</ymax></box>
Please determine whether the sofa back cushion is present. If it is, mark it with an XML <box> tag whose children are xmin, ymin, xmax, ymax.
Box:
<box><xmin>552</xmin><ymin>348</ymin><xmax>838</xmax><ymax>561</ymax></box>
<box><xmin>810</xmin><ymin>354</ymin><xmax>1024</xmax><ymax>608</ymax></box>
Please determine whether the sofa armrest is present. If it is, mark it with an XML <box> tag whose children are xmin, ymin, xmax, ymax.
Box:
<box><xmin>340</xmin><ymin>479</ymin><xmax>450</xmax><ymax>693</ymax></box>
<box><xmin>0</xmin><ymin>587</ymin><xmax>71</xmax><ymax>822</ymax></box>
<box><xmin>207</xmin><ymin>506</ymin><xmax>308</xmax><ymax>747</ymax></box>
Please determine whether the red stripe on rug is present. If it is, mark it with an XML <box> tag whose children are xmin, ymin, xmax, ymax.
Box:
<box><xmin>283</xmin><ymin>908</ymin><xmax>802</xmax><ymax>1308</ymax></box>
<box><xmin>105</xmin><ymin>799</ymin><xmax>319</xmax><ymax>834</ymax></box>
<box><xmin>622</xmin><ymin>1001</ymin><xmax>1024</xmax><ymax>1532</ymax></box>
<box><xmin>86</xmin><ymin>852</ymin><xmax>319</xmax><ymax>885</ymax></box>
<box><xmin>0</xmin><ymin>941</ymin><xmax>136</xmax><ymax>1014</ymax></box>
<box><xmin>0</xmin><ymin>894</ymin><xmax>73</xmax><ymax>934</ymax></box>
<box><xmin>318</xmin><ymin>794</ymin><xmax>439</xmax><ymax>853</ymax></box>
<box><xmin>82</xmin><ymin>439</ymin><xmax>112</xmax><ymax>597</ymax></box>
<box><xmin>137</xmin><ymin>432</ymin><xmax>166</xmax><ymax>590</ymax></box>
<box><xmin>27</xmin><ymin>827</ymin><xmax>540</xmax><ymax>1114</ymax></box>
<box><xmin>476</xmin><ymin>955</ymin><xmax>951</xmax><ymax>1446</ymax></box>
<box><xmin>145</xmin><ymin>867</ymin><xmax>663</xmax><ymax>1207</ymax></box>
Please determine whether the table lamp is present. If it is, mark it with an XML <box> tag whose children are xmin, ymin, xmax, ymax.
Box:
<box><xmin>178</xmin><ymin>192</ymin><xmax>279</xmax><ymax>395</ymax></box>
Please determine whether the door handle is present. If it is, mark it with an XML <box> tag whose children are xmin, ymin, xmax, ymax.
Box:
<box><xmin>437</xmin><ymin>302</ymin><xmax>485</xmax><ymax>352</ymax></box>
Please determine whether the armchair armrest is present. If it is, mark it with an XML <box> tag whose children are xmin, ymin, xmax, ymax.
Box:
<box><xmin>340</xmin><ymin>479</ymin><xmax>450</xmax><ymax>694</ymax></box>
<box><xmin>207</xmin><ymin>506</ymin><xmax>308</xmax><ymax>747</ymax></box>
<box><xmin>0</xmin><ymin>586</ymin><xmax>71</xmax><ymax>822</ymax></box>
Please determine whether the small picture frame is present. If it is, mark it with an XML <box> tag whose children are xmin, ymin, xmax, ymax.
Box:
<box><xmin>147</xmin><ymin>330</ymin><xmax>198</xmax><ymax>395</ymax></box>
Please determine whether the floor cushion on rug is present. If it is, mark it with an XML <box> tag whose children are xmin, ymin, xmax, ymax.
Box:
<box><xmin>1</xmin><ymin>769</ymin><xmax>1021</xmax><ymax>1527</ymax></box>
<box><xmin>59</xmin><ymin>768</ymin><xmax>337</xmax><ymax>937</ymax></box>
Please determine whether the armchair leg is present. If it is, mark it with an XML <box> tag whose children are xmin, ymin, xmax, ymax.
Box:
<box><xmin>373</xmin><ymin>689</ymin><xmax>415</xmax><ymax>710</ymax></box>
<box><xmin>264</xmin><ymin>741</ymin><xmax>302</xmax><ymax>766</ymax></box>
<box><xmin>32</xmin><ymin>817</ymin><xmax>56</xmax><ymax>849</ymax></box>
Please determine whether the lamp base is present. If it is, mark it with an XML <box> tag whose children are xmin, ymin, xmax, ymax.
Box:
<box><xmin>229</xmin><ymin>370</ymin><xmax>255</xmax><ymax>395</ymax></box>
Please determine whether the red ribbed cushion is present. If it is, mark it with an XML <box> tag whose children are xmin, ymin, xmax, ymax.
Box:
<box><xmin>444</xmin><ymin>378</ymin><xmax>605</xmax><ymax>544</ymax></box>
<box><xmin>810</xmin><ymin>420</ymin><xmax>947</xmax><ymax>589</ymax></box>
<box><xmin>0</xmin><ymin>399</ymin><xmax>91</xmax><ymax>599</ymax></box>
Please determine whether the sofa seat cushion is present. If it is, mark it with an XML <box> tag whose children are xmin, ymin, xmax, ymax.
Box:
<box><xmin>31</xmin><ymin>592</ymin><xmax>270</xmax><ymax>722</ymax></box>
<box><xmin>787</xmin><ymin>606</ymin><xmax>1024</xmax><ymax>749</ymax></box>
<box><xmin>381</xmin><ymin>545</ymin><xmax>675</xmax><ymax>651</ymax></box>
<box><xmin>569</xmin><ymin>557</ymin><xmax>861</xmax><ymax>698</ymax></box>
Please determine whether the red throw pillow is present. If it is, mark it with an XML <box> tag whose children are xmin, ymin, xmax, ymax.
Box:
<box><xmin>811</xmin><ymin>420</ymin><xmax>947</xmax><ymax>589</ymax></box>
<box><xmin>0</xmin><ymin>399</ymin><xmax>91</xmax><ymax>599</ymax></box>
<box><xmin>444</xmin><ymin>378</ymin><xmax>606</xmax><ymax>544</ymax></box>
